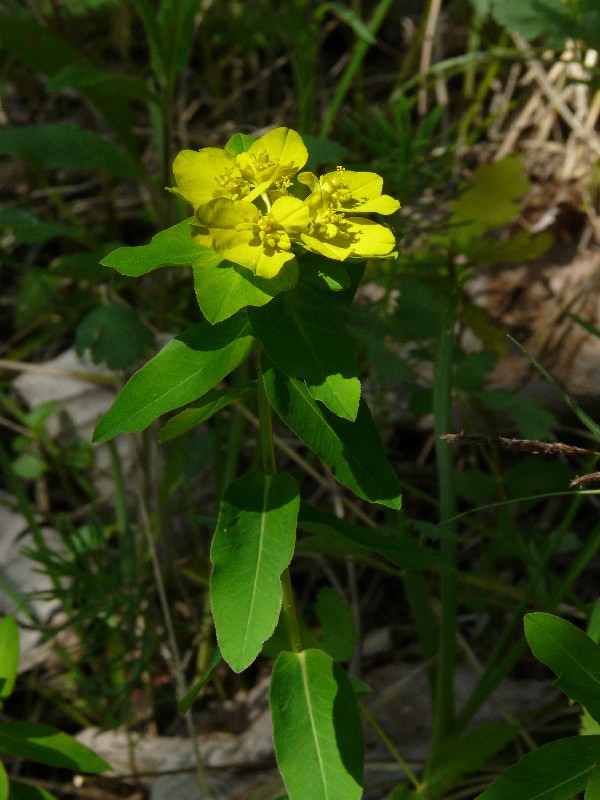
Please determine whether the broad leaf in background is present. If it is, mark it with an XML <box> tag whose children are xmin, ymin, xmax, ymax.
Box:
<box><xmin>0</xmin><ymin>209</ymin><xmax>81</xmax><ymax>245</ymax></box>
<box><xmin>101</xmin><ymin>219</ymin><xmax>208</xmax><ymax>276</ymax></box>
<box><xmin>424</xmin><ymin>723</ymin><xmax>517</xmax><ymax>799</ymax></box>
<box><xmin>249</xmin><ymin>285</ymin><xmax>360</xmax><ymax>420</ymax></box>
<box><xmin>450</xmin><ymin>155</ymin><xmax>529</xmax><ymax>244</ymax></box>
<box><xmin>193</xmin><ymin>257</ymin><xmax>298</xmax><ymax>324</ymax></box>
<box><xmin>484</xmin><ymin>0</ymin><xmax>579</xmax><ymax>48</ymax></box>
<box><xmin>315</xmin><ymin>587</ymin><xmax>357</xmax><ymax>662</ymax></box>
<box><xmin>0</xmin><ymin>616</ymin><xmax>18</xmax><ymax>703</ymax></box>
<box><xmin>8</xmin><ymin>781</ymin><xmax>57</xmax><ymax>800</ymax></box>
<box><xmin>0</xmin><ymin>125</ymin><xmax>140</xmax><ymax>179</ymax></box>
<box><xmin>159</xmin><ymin>384</ymin><xmax>255</xmax><ymax>442</ymax></box>
<box><xmin>93</xmin><ymin>314</ymin><xmax>254</xmax><ymax>441</ymax></box>
<box><xmin>211</xmin><ymin>471</ymin><xmax>299</xmax><ymax>672</ymax></box>
<box><xmin>262</xmin><ymin>357</ymin><xmax>401</xmax><ymax>508</ymax></box>
<box><xmin>474</xmin><ymin>736</ymin><xmax>600</xmax><ymax>800</ymax></box>
<box><xmin>586</xmin><ymin>764</ymin><xmax>600</xmax><ymax>800</ymax></box>
<box><xmin>0</xmin><ymin>722</ymin><xmax>110</xmax><ymax>772</ymax></box>
<box><xmin>298</xmin><ymin>504</ymin><xmax>440</xmax><ymax>568</ymax></box>
<box><xmin>270</xmin><ymin>649</ymin><xmax>363</xmax><ymax>800</ymax></box>
<box><xmin>75</xmin><ymin>304</ymin><xmax>155</xmax><ymax>370</ymax></box>
<box><xmin>525</xmin><ymin>613</ymin><xmax>600</xmax><ymax>724</ymax></box>
<box><xmin>0</xmin><ymin>14</ymin><xmax>139</xmax><ymax>150</ymax></box>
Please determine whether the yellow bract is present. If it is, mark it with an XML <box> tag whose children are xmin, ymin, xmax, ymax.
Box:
<box><xmin>191</xmin><ymin>196</ymin><xmax>310</xmax><ymax>279</ymax></box>
<box><xmin>169</xmin><ymin>127</ymin><xmax>308</xmax><ymax>210</ymax></box>
<box><xmin>170</xmin><ymin>128</ymin><xmax>400</xmax><ymax>277</ymax></box>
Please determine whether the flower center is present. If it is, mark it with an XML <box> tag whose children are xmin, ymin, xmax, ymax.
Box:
<box><xmin>236</xmin><ymin>212</ymin><xmax>291</xmax><ymax>251</ymax></box>
<box><xmin>215</xmin><ymin>168</ymin><xmax>251</xmax><ymax>201</ymax></box>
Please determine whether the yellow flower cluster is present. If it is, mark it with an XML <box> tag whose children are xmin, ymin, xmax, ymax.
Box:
<box><xmin>169</xmin><ymin>128</ymin><xmax>399</xmax><ymax>279</ymax></box>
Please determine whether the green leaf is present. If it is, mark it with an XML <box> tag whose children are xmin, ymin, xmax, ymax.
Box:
<box><xmin>315</xmin><ymin>588</ymin><xmax>357</xmax><ymax>662</ymax></box>
<box><xmin>93</xmin><ymin>315</ymin><xmax>254</xmax><ymax>442</ymax></box>
<box><xmin>0</xmin><ymin>209</ymin><xmax>79</xmax><ymax>245</ymax></box>
<box><xmin>466</xmin><ymin>229</ymin><xmax>553</xmax><ymax>265</ymax></box>
<box><xmin>474</xmin><ymin>736</ymin><xmax>600</xmax><ymax>800</ymax></box>
<box><xmin>157</xmin><ymin>0</ymin><xmax>199</xmax><ymax>86</ymax></box>
<box><xmin>193</xmin><ymin>256</ymin><xmax>298</xmax><ymax>324</ymax></box>
<box><xmin>9</xmin><ymin>781</ymin><xmax>58</xmax><ymax>800</ymax></box>
<box><xmin>585</xmin><ymin>764</ymin><xmax>600</xmax><ymax>800</ymax></box>
<box><xmin>179</xmin><ymin>648</ymin><xmax>222</xmax><ymax>713</ymax></box>
<box><xmin>47</xmin><ymin>64</ymin><xmax>156</xmax><ymax>103</ymax></box>
<box><xmin>249</xmin><ymin>285</ymin><xmax>360</xmax><ymax>420</ymax></box>
<box><xmin>425</xmin><ymin>723</ymin><xmax>517</xmax><ymax>798</ymax></box>
<box><xmin>75</xmin><ymin>304</ymin><xmax>155</xmax><ymax>370</ymax></box>
<box><xmin>159</xmin><ymin>384</ymin><xmax>255</xmax><ymax>442</ymax></box>
<box><xmin>0</xmin><ymin>616</ymin><xmax>18</xmax><ymax>702</ymax></box>
<box><xmin>101</xmin><ymin>219</ymin><xmax>208</xmax><ymax>276</ymax></box>
<box><xmin>0</xmin><ymin>125</ymin><xmax>140</xmax><ymax>179</ymax></box>
<box><xmin>320</xmin><ymin>2</ymin><xmax>376</xmax><ymax>44</ymax></box>
<box><xmin>0</xmin><ymin>763</ymin><xmax>6</xmax><ymax>800</ymax></box>
<box><xmin>450</xmin><ymin>156</ymin><xmax>530</xmax><ymax>241</ymax></box>
<box><xmin>0</xmin><ymin>722</ymin><xmax>110</xmax><ymax>772</ymax></box>
<box><xmin>211</xmin><ymin>472</ymin><xmax>299</xmax><ymax>673</ymax></box>
<box><xmin>298</xmin><ymin>504</ymin><xmax>439</xmax><ymax>568</ymax></box>
<box><xmin>262</xmin><ymin>357</ymin><xmax>401</xmax><ymax>509</ymax></box>
<box><xmin>488</xmin><ymin>0</ymin><xmax>575</xmax><ymax>46</ymax></box>
<box><xmin>225</xmin><ymin>133</ymin><xmax>256</xmax><ymax>156</ymax></box>
<box><xmin>508</xmin><ymin>336</ymin><xmax>600</xmax><ymax>441</ymax></box>
<box><xmin>525</xmin><ymin>613</ymin><xmax>600</xmax><ymax>725</ymax></box>
<box><xmin>12</xmin><ymin>454</ymin><xmax>48</xmax><ymax>480</ymax></box>
<box><xmin>0</xmin><ymin>15</ymin><xmax>137</xmax><ymax>148</ymax></box>
<box><xmin>299</xmin><ymin>253</ymin><xmax>350</xmax><ymax>292</ymax></box>
<box><xmin>270</xmin><ymin>649</ymin><xmax>363</xmax><ymax>800</ymax></box>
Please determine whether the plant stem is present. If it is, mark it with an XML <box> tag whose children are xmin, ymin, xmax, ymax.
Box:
<box><xmin>256</xmin><ymin>352</ymin><xmax>302</xmax><ymax>652</ymax></box>
<box><xmin>429</xmin><ymin>299</ymin><xmax>458</xmax><ymax>756</ymax></box>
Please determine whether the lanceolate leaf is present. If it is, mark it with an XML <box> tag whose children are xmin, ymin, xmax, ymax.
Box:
<box><xmin>0</xmin><ymin>722</ymin><xmax>110</xmax><ymax>772</ymax></box>
<box><xmin>425</xmin><ymin>723</ymin><xmax>517</xmax><ymax>798</ymax></box>
<box><xmin>93</xmin><ymin>315</ymin><xmax>254</xmax><ymax>442</ymax></box>
<box><xmin>193</xmin><ymin>257</ymin><xmax>298</xmax><ymax>324</ymax></box>
<box><xmin>101</xmin><ymin>219</ymin><xmax>209</xmax><ymax>276</ymax></box>
<box><xmin>0</xmin><ymin>615</ymin><xmax>19</xmax><ymax>702</ymax></box>
<box><xmin>474</xmin><ymin>736</ymin><xmax>600</xmax><ymax>800</ymax></box>
<box><xmin>159</xmin><ymin>384</ymin><xmax>255</xmax><ymax>442</ymax></box>
<box><xmin>211</xmin><ymin>472</ymin><xmax>299</xmax><ymax>673</ymax></box>
<box><xmin>525</xmin><ymin>613</ymin><xmax>600</xmax><ymax>724</ymax></box>
<box><xmin>270</xmin><ymin>649</ymin><xmax>363</xmax><ymax>800</ymax></box>
<box><xmin>0</xmin><ymin>125</ymin><xmax>140</xmax><ymax>179</ymax></box>
<box><xmin>262</xmin><ymin>356</ymin><xmax>401</xmax><ymax>509</ymax></box>
<box><xmin>249</xmin><ymin>285</ymin><xmax>360</xmax><ymax>420</ymax></box>
<box><xmin>8</xmin><ymin>781</ymin><xmax>57</xmax><ymax>800</ymax></box>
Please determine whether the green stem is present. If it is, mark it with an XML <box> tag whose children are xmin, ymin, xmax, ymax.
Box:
<box><xmin>320</xmin><ymin>0</ymin><xmax>395</xmax><ymax>137</ymax></box>
<box><xmin>429</xmin><ymin>300</ymin><xmax>459</xmax><ymax>756</ymax></box>
<box><xmin>256</xmin><ymin>351</ymin><xmax>302</xmax><ymax>652</ymax></box>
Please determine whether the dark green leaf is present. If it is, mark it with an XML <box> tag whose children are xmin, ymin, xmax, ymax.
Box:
<box><xmin>426</xmin><ymin>723</ymin><xmax>517</xmax><ymax>798</ymax></box>
<box><xmin>211</xmin><ymin>472</ymin><xmax>299</xmax><ymax>672</ymax></box>
<box><xmin>179</xmin><ymin>648</ymin><xmax>222</xmax><ymax>713</ymax></box>
<box><xmin>298</xmin><ymin>504</ymin><xmax>439</xmax><ymax>567</ymax></box>
<box><xmin>316</xmin><ymin>587</ymin><xmax>357</xmax><ymax>662</ymax></box>
<box><xmin>262</xmin><ymin>357</ymin><xmax>401</xmax><ymax>508</ymax></box>
<box><xmin>0</xmin><ymin>722</ymin><xmax>110</xmax><ymax>772</ymax></box>
<box><xmin>249</xmin><ymin>286</ymin><xmax>360</xmax><ymax>420</ymax></box>
<box><xmin>9</xmin><ymin>780</ymin><xmax>57</xmax><ymax>800</ymax></box>
<box><xmin>75</xmin><ymin>304</ymin><xmax>155</xmax><ymax>370</ymax></box>
<box><xmin>0</xmin><ymin>125</ymin><xmax>140</xmax><ymax>178</ymax></box>
<box><xmin>0</xmin><ymin>209</ymin><xmax>79</xmax><ymax>245</ymax></box>
<box><xmin>93</xmin><ymin>315</ymin><xmax>254</xmax><ymax>442</ymax></box>
<box><xmin>159</xmin><ymin>384</ymin><xmax>255</xmax><ymax>442</ymax></box>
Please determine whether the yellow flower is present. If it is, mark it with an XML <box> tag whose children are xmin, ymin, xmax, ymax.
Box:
<box><xmin>298</xmin><ymin>167</ymin><xmax>400</xmax><ymax>215</ymax></box>
<box><xmin>190</xmin><ymin>196</ymin><xmax>310</xmax><ymax>279</ymax></box>
<box><xmin>298</xmin><ymin>168</ymin><xmax>398</xmax><ymax>261</ymax></box>
<box><xmin>169</xmin><ymin>128</ymin><xmax>308</xmax><ymax>210</ymax></box>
